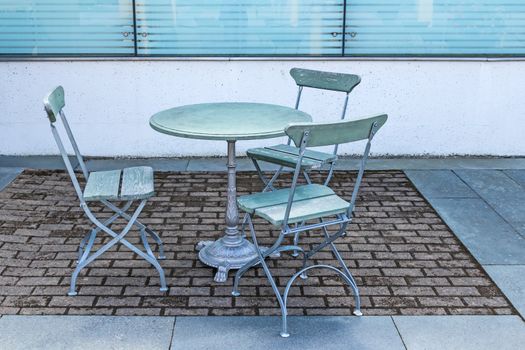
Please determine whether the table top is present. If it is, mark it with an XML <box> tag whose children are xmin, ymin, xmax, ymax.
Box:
<box><xmin>150</xmin><ymin>102</ymin><xmax>312</xmax><ymax>141</ymax></box>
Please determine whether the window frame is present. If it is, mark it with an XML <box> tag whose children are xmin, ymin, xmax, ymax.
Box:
<box><xmin>0</xmin><ymin>0</ymin><xmax>523</xmax><ymax>59</ymax></box>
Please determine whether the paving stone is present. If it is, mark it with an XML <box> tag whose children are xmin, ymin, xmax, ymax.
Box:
<box><xmin>0</xmin><ymin>315</ymin><xmax>174</xmax><ymax>350</ymax></box>
<box><xmin>512</xmin><ymin>222</ymin><xmax>525</xmax><ymax>238</ymax></box>
<box><xmin>171</xmin><ymin>316</ymin><xmax>405</xmax><ymax>350</ymax></box>
<box><xmin>84</xmin><ymin>158</ymin><xmax>189</xmax><ymax>172</ymax></box>
<box><xmin>49</xmin><ymin>296</ymin><xmax>95</xmax><ymax>307</ymax></box>
<box><xmin>428</xmin><ymin>198</ymin><xmax>525</xmax><ymax>265</ymax></box>
<box><xmin>405</xmin><ymin>170</ymin><xmax>477</xmax><ymax>198</ymax></box>
<box><xmin>0</xmin><ymin>170</ymin><xmax>513</xmax><ymax>316</ymax></box>
<box><xmin>393</xmin><ymin>315</ymin><xmax>525</xmax><ymax>350</ymax></box>
<box><xmin>455</xmin><ymin>170</ymin><xmax>525</xmax><ymax>225</ymax></box>
<box><xmin>0</xmin><ymin>168</ymin><xmax>23</xmax><ymax>192</ymax></box>
<box><xmin>0</xmin><ymin>156</ymin><xmax>79</xmax><ymax>170</ymax></box>
<box><xmin>484</xmin><ymin>265</ymin><xmax>525</xmax><ymax>318</ymax></box>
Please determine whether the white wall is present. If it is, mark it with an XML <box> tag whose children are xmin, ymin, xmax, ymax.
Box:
<box><xmin>1</xmin><ymin>59</ymin><xmax>524</xmax><ymax>157</ymax></box>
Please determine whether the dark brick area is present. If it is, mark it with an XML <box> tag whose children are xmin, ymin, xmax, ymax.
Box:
<box><xmin>0</xmin><ymin>170</ymin><xmax>515</xmax><ymax>316</ymax></box>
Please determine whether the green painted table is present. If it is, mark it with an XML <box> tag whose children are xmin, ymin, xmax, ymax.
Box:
<box><xmin>150</xmin><ymin>103</ymin><xmax>312</xmax><ymax>282</ymax></box>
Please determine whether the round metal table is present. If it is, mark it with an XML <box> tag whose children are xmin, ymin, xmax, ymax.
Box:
<box><xmin>150</xmin><ymin>103</ymin><xmax>312</xmax><ymax>282</ymax></box>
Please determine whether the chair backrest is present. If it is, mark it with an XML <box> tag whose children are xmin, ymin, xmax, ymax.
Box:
<box><xmin>288</xmin><ymin>68</ymin><xmax>362</xmax><ymax>159</ymax></box>
<box><xmin>290</xmin><ymin>68</ymin><xmax>361</xmax><ymax>94</ymax></box>
<box><xmin>280</xmin><ymin>114</ymin><xmax>388</xmax><ymax>227</ymax></box>
<box><xmin>44</xmin><ymin>86</ymin><xmax>89</xmax><ymax>202</ymax></box>
<box><xmin>44</xmin><ymin>86</ymin><xmax>65</xmax><ymax>123</ymax></box>
<box><xmin>285</xmin><ymin>114</ymin><xmax>387</xmax><ymax>147</ymax></box>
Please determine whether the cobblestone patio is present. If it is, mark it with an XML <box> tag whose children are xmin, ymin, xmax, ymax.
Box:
<box><xmin>0</xmin><ymin>170</ymin><xmax>515</xmax><ymax>316</ymax></box>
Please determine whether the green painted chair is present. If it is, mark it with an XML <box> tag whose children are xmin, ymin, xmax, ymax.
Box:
<box><xmin>247</xmin><ymin>68</ymin><xmax>361</xmax><ymax>190</ymax></box>
<box><xmin>43</xmin><ymin>86</ymin><xmax>168</xmax><ymax>296</ymax></box>
<box><xmin>233</xmin><ymin>114</ymin><xmax>387</xmax><ymax>337</ymax></box>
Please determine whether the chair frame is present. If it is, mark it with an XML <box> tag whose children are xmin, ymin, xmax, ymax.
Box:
<box><xmin>44</xmin><ymin>86</ymin><xmax>168</xmax><ymax>295</ymax></box>
<box><xmin>251</xmin><ymin>68</ymin><xmax>361</xmax><ymax>191</ymax></box>
<box><xmin>233</xmin><ymin>115</ymin><xmax>385</xmax><ymax>337</ymax></box>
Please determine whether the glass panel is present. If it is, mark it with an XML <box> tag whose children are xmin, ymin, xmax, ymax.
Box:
<box><xmin>136</xmin><ymin>0</ymin><xmax>344</xmax><ymax>56</ymax></box>
<box><xmin>345</xmin><ymin>0</ymin><xmax>525</xmax><ymax>56</ymax></box>
<box><xmin>0</xmin><ymin>0</ymin><xmax>135</xmax><ymax>55</ymax></box>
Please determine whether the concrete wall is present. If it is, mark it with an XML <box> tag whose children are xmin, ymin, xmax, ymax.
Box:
<box><xmin>1</xmin><ymin>59</ymin><xmax>524</xmax><ymax>157</ymax></box>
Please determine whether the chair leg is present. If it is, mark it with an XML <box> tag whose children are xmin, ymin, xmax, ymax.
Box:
<box><xmin>291</xmin><ymin>221</ymin><xmax>306</xmax><ymax>257</ymax></box>
<box><xmin>77</xmin><ymin>209</ymin><xmax>125</xmax><ymax>262</ymax></box>
<box><xmin>140</xmin><ymin>229</ymin><xmax>156</xmax><ymax>258</ymax></box>
<box><xmin>69</xmin><ymin>228</ymin><xmax>97</xmax><ymax>296</ymax></box>
<box><xmin>319</xmin><ymin>223</ymin><xmax>361</xmax><ymax>315</ymax></box>
<box><xmin>144</xmin><ymin>227</ymin><xmax>166</xmax><ymax>259</ymax></box>
<box><xmin>102</xmin><ymin>200</ymin><xmax>166</xmax><ymax>260</ymax></box>
<box><xmin>249</xmin><ymin>216</ymin><xmax>290</xmax><ymax>337</ymax></box>
<box><xmin>251</xmin><ymin>158</ymin><xmax>279</xmax><ymax>192</ymax></box>
<box><xmin>77</xmin><ymin>230</ymin><xmax>92</xmax><ymax>263</ymax></box>
<box><xmin>325</xmin><ymin>233</ymin><xmax>361</xmax><ymax>315</ymax></box>
<box><xmin>70</xmin><ymin>200</ymin><xmax>168</xmax><ymax>295</ymax></box>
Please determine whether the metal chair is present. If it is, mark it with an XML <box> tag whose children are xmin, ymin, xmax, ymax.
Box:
<box><xmin>247</xmin><ymin>68</ymin><xmax>361</xmax><ymax>191</ymax></box>
<box><xmin>43</xmin><ymin>86</ymin><xmax>168</xmax><ymax>296</ymax></box>
<box><xmin>233</xmin><ymin>114</ymin><xmax>387</xmax><ymax>337</ymax></box>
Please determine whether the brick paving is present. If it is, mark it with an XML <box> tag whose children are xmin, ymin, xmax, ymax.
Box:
<box><xmin>0</xmin><ymin>170</ymin><xmax>515</xmax><ymax>316</ymax></box>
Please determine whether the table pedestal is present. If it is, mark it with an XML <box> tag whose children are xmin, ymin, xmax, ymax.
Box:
<box><xmin>196</xmin><ymin>140</ymin><xmax>259</xmax><ymax>282</ymax></box>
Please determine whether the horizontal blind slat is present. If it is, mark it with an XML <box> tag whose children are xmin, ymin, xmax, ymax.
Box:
<box><xmin>135</xmin><ymin>0</ymin><xmax>344</xmax><ymax>56</ymax></box>
<box><xmin>345</xmin><ymin>1</ymin><xmax>525</xmax><ymax>55</ymax></box>
<box><xmin>0</xmin><ymin>0</ymin><xmax>134</xmax><ymax>55</ymax></box>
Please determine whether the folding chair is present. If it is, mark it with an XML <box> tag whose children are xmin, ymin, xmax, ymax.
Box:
<box><xmin>43</xmin><ymin>86</ymin><xmax>168</xmax><ymax>296</ymax></box>
<box><xmin>233</xmin><ymin>114</ymin><xmax>387</xmax><ymax>337</ymax></box>
<box><xmin>247</xmin><ymin>68</ymin><xmax>361</xmax><ymax>191</ymax></box>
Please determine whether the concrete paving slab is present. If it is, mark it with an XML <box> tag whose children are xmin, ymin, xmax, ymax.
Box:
<box><xmin>429</xmin><ymin>198</ymin><xmax>525</xmax><ymax>265</ymax></box>
<box><xmin>405</xmin><ymin>170</ymin><xmax>477</xmax><ymax>198</ymax></box>
<box><xmin>171</xmin><ymin>316</ymin><xmax>405</xmax><ymax>350</ymax></box>
<box><xmin>513</xmin><ymin>222</ymin><xmax>525</xmax><ymax>238</ymax></box>
<box><xmin>484</xmin><ymin>265</ymin><xmax>525</xmax><ymax>318</ymax></box>
<box><xmin>336</xmin><ymin>158</ymin><xmax>525</xmax><ymax>170</ymax></box>
<box><xmin>504</xmin><ymin>169</ymin><xmax>525</xmax><ymax>187</ymax></box>
<box><xmin>449</xmin><ymin>158</ymin><xmax>525</xmax><ymax>169</ymax></box>
<box><xmin>0</xmin><ymin>156</ymin><xmax>78</xmax><ymax>170</ymax></box>
<box><xmin>187</xmin><ymin>157</ymin><xmax>281</xmax><ymax>172</ymax></box>
<box><xmin>454</xmin><ymin>170</ymin><xmax>525</xmax><ymax>224</ymax></box>
<box><xmin>393</xmin><ymin>315</ymin><xmax>525</xmax><ymax>350</ymax></box>
<box><xmin>0</xmin><ymin>167</ymin><xmax>23</xmax><ymax>191</ymax></box>
<box><xmin>3</xmin><ymin>156</ymin><xmax>525</xmax><ymax>171</ymax></box>
<box><xmin>84</xmin><ymin>158</ymin><xmax>189</xmax><ymax>172</ymax></box>
<box><xmin>0</xmin><ymin>315</ymin><xmax>174</xmax><ymax>350</ymax></box>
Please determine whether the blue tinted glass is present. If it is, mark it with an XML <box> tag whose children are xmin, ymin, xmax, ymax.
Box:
<box><xmin>345</xmin><ymin>0</ymin><xmax>525</xmax><ymax>55</ymax></box>
<box><xmin>135</xmin><ymin>0</ymin><xmax>344</xmax><ymax>56</ymax></box>
<box><xmin>0</xmin><ymin>0</ymin><xmax>135</xmax><ymax>55</ymax></box>
<box><xmin>0</xmin><ymin>1</ymin><xmax>523</xmax><ymax>56</ymax></box>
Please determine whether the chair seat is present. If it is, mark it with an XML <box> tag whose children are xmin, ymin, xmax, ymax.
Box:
<box><xmin>247</xmin><ymin>144</ymin><xmax>337</xmax><ymax>170</ymax></box>
<box><xmin>238</xmin><ymin>184</ymin><xmax>349</xmax><ymax>227</ymax></box>
<box><xmin>83</xmin><ymin>166</ymin><xmax>154</xmax><ymax>202</ymax></box>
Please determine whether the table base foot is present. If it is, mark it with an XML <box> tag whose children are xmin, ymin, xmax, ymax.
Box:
<box><xmin>197</xmin><ymin>237</ymin><xmax>259</xmax><ymax>283</ymax></box>
<box><xmin>214</xmin><ymin>265</ymin><xmax>229</xmax><ymax>283</ymax></box>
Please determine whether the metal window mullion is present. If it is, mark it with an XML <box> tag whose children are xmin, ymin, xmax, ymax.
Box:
<box><xmin>342</xmin><ymin>0</ymin><xmax>347</xmax><ymax>56</ymax></box>
<box><xmin>132</xmin><ymin>0</ymin><xmax>138</xmax><ymax>56</ymax></box>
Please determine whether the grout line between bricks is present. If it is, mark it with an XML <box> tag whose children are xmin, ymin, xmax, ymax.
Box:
<box><xmin>1</xmin><ymin>170</ymin><xmax>517</xmax><ymax>317</ymax></box>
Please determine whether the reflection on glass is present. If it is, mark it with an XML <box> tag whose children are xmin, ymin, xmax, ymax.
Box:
<box><xmin>345</xmin><ymin>0</ymin><xmax>525</xmax><ymax>55</ymax></box>
<box><xmin>135</xmin><ymin>0</ymin><xmax>344</xmax><ymax>56</ymax></box>
<box><xmin>0</xmin><ymin>0</ymin><xmax>135</xmax><ymax>55</ymax></box>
